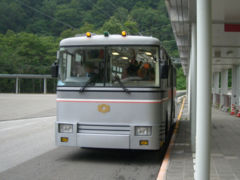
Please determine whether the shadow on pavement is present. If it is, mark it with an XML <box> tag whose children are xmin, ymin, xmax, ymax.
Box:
<box><xmin>59</xmin><ymin>148</ymin><xmax>166</xmax><ymax>165</ymax></box>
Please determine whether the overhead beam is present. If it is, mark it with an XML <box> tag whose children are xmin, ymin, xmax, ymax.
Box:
<box><xmin>170</xmin><ymin>20</ymin><xmax>240</xmax><ymax>24</ymax></box>
<box><xmin>213</xmin><ymin>57</ymin><xmax>240</xmax><ymax>59</ymax></box>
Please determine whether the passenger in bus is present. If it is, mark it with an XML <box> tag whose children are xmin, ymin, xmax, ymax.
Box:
<box><xmin>127</xmin><ymin>59</ymin><xmax>138</xmax><ymax>76</ymax></box>
<box><xmin>138</xmin><ymin>62</ymin><xmax>155</xmax><ymax>80</ymax></box>
<box><xmin>126</xmin><ymin>53</ymin><xmax>141</xmax><ymax>77</ymax></box>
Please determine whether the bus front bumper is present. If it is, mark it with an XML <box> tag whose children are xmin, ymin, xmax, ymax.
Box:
<box><xmin>55</xmin><ymin>122</ymin><xmax>162</xmax><ymax>150</ymax></box>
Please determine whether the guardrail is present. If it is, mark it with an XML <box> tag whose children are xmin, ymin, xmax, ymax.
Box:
<box><xmin>0</xmin><ymin>74</ymin><xmax>53</xmax><ymax>94</ymax></box>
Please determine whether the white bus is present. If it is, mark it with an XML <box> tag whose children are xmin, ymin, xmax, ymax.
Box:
<box><xmin>51</xmin><ymin>31</ymin><xmax>176</xmax><ymax>150</ymax></box>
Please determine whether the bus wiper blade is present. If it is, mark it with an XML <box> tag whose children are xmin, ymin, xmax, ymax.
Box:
<box><xmin>80</xmin><ymin>77</ymin><xmax>96</xmax><ymax>92</ymax></box>
<box><xmin>114</xmin><ymin>76</ymin><xmax>130</xmax><ymax>94</ymax></box>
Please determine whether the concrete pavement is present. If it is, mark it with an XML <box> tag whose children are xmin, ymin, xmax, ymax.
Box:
<box><xmin>165</xmin><ymin>99</ymin><xmax>240</xmax><ymax>180</ymax></box>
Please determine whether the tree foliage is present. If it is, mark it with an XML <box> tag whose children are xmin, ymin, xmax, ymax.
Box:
<box><xmin>0</xmin><ymin>30</ymin><xmax>58</xmax><ymax>74</ymax></box>
<box><xmin>176</xmin><ymin>67</ymin><xmax>186</xmax><ymax>90</ymax></box>
<box><xmin>0</xmin><ymin>0</ymin><xmax>186</xmax><ymax>92</ymax></box>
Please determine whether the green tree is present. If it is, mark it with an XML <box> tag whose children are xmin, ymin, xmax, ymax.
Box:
<box><xmin>60</xmin><ymin>23</ymin><xmax>96</xmax><ymax>39</ymax></box>
<box><xmin>162</xmin><ymin>40</ymin><xmax>179</xmax><ymax>57</ymax></box>
<box><xmin>176</xmin><ymin>67</ymin><xmax>186</xmax><ymax>90</ymax></box>
<box><xmin>83</xmin><ymin>0</ymin><xmax>115</xmax><ymax>28</ymax></box>
<box><xmin>113</xmin><ymin>7</ymin><xmax>128</xmax><ymax>23</ymax></box>
<box><xmin>124</xmin><ymin>19</ymin><xmax>139</xmax><ymax>35</ymax></box>
<box><xmin>0</xmin><ymin>0</ymin><xmax>182</xmax><ymax>92</ymax></box>
<box><xmin>0</xmin><ymin>31</ymin><xmax>58</xmax><ymax>74</ymax></box>
<box><xmin>79</xmin><ymin>23</ymin><xmax>96</xmax><ymax>34</ymax></box>
<box><xmin>0</xmin><ymin>1</ymin><xmax>27</xmax><ymax>33</ymax></box>
<box><xmin>60</xmin><ymin>29</ymin><xmax>77</xmax><ymax>39</ymax></box>
<box><xmin>101</xmin><ymin>16</ymin><xmax>124</xmax><ymax>34</ymax></box>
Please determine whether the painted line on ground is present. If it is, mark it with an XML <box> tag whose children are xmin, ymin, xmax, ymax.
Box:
<box><xmin>0</xmin><ymin>115</ymin><xmax>56</xmax><ymax>122</ymax></box>
<box><xmin>0</xmin><ymin>116</ymin><xmax>56</xmax><ymax>132</ymax></box>
<box><xmin>156</xmin><ymin>96</ymin><xmax>186</xmax><ymax>180</ymax></box>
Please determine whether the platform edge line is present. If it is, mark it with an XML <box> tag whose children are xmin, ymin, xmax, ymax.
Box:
<box><xmin>156</xmin><ymin>97</ymin><xmax>186</xmax><ymax>180</ymax></box>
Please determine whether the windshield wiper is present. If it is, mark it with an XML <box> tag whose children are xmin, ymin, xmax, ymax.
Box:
<box><xmin>114</xmin><ymin>75</ymin><xmax>130</xmax><ymax>94</ymax></box>
<box><xmin>80</xmin><ymin>75</ymin><xmax>130</xmax><ymax>94</ymax></box>
<box><xmin>79</xmin><ymin>76</ymin><xmax>97</xmax><ymax>92</ymax></box>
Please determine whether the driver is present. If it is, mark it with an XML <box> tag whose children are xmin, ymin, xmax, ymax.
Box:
<box><xmin>126</xmin><ymin>52</ymin><xmax>140</xmax><ymax>76</ymax></box>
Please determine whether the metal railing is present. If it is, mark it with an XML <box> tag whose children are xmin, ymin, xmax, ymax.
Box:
<box><xmin>0</xmin><ymin>74</ymin><xmax>53</xmax><ymax>94</ymax></box>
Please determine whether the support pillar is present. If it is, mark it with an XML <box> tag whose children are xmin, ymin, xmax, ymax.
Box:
<box><xmin>220</xmin><ymin>70</ymin><xmax>228</xmax><ymax>110</ymax></box>
<box><xmin>236</xmin><ymin>65</ymin><xmax>240</xmax><ymax>108</ymax></box>
<box><xmin>188</xmin><ymin>69</ymin><xmax>191</xmax><ymax>121</ymax></box>
<box><xmin>231</xmin><ymin>67</ymin><xmax>237</xmax><ymax>106</ymax></box>
<box><xmin>196</xmin><ymin>0</ymin><xmax>212</xmax><ymax>179</ymax></box>
<box><xmin>44</xmin><ymin>78</ymin><xmax>47</xmax><ymax>94</ymax></box>
<box><xmin>190</xmin><ymin>23</ymin><xmax>197</xmax><ymax>152</ymax></box>
<box><xmin>16</xmin><ymin>77</ymin><xmax>19</xmax><ymax>94</ymax></box>
<box><xmin>213</xmin><ymin>72</ymin><xmax>219</xmax><ymax>106</ymax></box>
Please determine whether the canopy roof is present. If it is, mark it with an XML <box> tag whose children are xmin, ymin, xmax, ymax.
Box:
<box><xmin>165</xmin><ymin>0</ymin><xmax>240</xmax><ymax>74</ymax></box>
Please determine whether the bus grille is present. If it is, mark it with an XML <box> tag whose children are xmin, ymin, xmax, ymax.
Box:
<box><xmin>77</xmin><ymin>124</ymin><xmax>131</xmax><ymax>135</ymax></box>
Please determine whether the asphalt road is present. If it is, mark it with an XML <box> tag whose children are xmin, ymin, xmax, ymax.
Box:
<box><xmin>0</xmin><ymin>94</ymin><xmax>56</xmax><ymax>121</ymax></box>
<box><xmin>0</xmin><ymin>94</ymin><xmax>168</xmax><ymax>180</ymax></box>
<box><xmin>0</xmin><ymin>116</ymin><xmax>56</xmax><ymax>173</ymax></box>
<box><xmin>0</xmin><ymin>147</ymin><xmax>164</xmax><ymax>180</ymax></box>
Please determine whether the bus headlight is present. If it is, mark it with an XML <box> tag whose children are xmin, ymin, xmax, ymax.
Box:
<box><xmin>135</xmin><ymin>126</ymin><xmax>152</xmax><ymax>136</ymax></box>
<box><xmin>59</xmin><ymin>124</ymin><xmax>73</xmax><ymax>133</ymax></box>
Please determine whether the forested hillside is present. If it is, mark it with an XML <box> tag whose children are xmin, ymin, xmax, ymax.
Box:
<box><xmin>0</xmin><ymin>0</ymin><xmax>185</xmax><ymax>92</ymax></box>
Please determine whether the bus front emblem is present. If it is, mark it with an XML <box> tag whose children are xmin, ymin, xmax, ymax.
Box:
<box><xmin>98</xmin><ymin>104</ymin><xmax>110</xmax><ymax>113</ymax></box>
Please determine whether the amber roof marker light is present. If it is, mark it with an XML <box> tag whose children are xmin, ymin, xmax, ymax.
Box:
<box><xmin>86</xmin><ymin>32</ymin><xmax>91</xmax><ymax>38</ymax></box>
<box><xmin>121</xmin><ymin>31</ymin><xmax>127</xmax><ymax>37</ymax></box>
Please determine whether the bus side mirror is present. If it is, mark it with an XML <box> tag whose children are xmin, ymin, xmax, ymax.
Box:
<box><xmin>160</xmin><ymin>63</ymin><xmax>169</xmax><ymax>79</ymax></box>
<box><xmin>51</xmin><ymin>61</ymin><xmax>58</xmax><ymax>78</ymax></box>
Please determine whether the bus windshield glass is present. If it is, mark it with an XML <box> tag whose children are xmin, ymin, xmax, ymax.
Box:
<box><xmin>58</xmin><ymin>46</ymin><xmax>160</xmax><ymax>87</ymax></box>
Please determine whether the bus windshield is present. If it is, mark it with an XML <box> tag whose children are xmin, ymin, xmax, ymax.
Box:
<box><xmin>58</xmin><ymin>46</ymin><xmax>160</xmax><ymax>87</ymax></box>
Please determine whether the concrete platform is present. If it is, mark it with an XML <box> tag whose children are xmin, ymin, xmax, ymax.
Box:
<box><xmin>166</xmin><ymin>99</ymin><xmax>240</xmax><ymax>180</ymax></box>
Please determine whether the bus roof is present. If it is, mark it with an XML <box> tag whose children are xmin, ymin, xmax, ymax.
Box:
<box><xmin>60</xmin><ymin>34</ymin><xmax>160</xmax><ymax>47</ymax></box>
